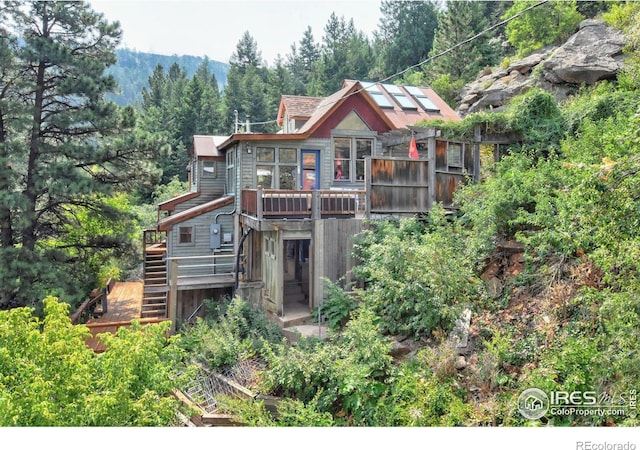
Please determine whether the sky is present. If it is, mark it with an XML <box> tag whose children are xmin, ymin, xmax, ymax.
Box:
<box><xmin>89</xmin><ymin>0</ymin><xmax>383</xmax><ymax>65</ymax></box>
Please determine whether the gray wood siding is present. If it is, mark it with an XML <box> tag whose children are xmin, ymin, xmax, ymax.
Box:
<box><xmin>167</xmin><ymin>203</ymin><xmax>236</xmax><ymax>278</ymax></box>
<box><xmin>167</xmin><ymin>160</ymin><xmax>228</xmax><ymax>215</ymax></box>
<box><xmin>198</xmin><ymin>159</ymin><xmax>227</xmax><ymax>197</ymax></box>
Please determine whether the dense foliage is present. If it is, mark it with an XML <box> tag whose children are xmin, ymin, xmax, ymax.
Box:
<box><xmin>0</xmin><ymin>1</ymin><xmax>160</xmax><ymax>309</ymax></box>
<box><xmin>0</xmin><ymin>297</ymin><xmax>192</xmax><ymax>426</ymax></box>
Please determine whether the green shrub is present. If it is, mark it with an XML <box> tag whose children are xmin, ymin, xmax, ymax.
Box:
<box><xmin>259</xmin><ymin>307</ymin><xmax>392</xmax><ymax>425</ymax></box>
<box><xmin>313</xmin><ymin>278</ymin><xmax>359</xmax><ymax>330</ymax></box>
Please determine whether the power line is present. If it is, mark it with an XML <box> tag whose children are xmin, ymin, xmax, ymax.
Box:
<box><xmin>237</xmin><ymin>0</ymin><xmax>549</xmax><ymax>129</ymax></box>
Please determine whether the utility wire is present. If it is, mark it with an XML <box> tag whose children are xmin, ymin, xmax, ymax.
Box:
<box><xmin>237</xmin><ymin>0</ymin><xmax>549</xmax><ymax>128</ymax></box>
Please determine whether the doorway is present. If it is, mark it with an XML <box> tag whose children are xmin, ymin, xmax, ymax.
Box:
<box><xmin>282</xmin><ymin>239</ymin><xmax>310</xmax><ymax>316</ymax></box>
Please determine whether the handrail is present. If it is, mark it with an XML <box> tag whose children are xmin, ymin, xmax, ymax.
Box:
<box><xmin>241</xmin><ymin>188</ymin><xmax>366</xmax><ymax>219</ymax></box>
<box><xmin>70</xmin><ymin>288</ymin><xmax>106</xmax><ymax>325</ymax></box>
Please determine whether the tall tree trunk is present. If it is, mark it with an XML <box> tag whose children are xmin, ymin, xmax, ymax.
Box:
<box><xmin>22</xmin><ymin>13</ymin><xmax>48</xmax><ymax>254</ymax></box>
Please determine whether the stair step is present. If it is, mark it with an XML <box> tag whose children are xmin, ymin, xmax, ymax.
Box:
<box><xmin>144</xmin><ymin>286</ymin><xmax>168</xmax><ymax>293</ymax></box>
<box><xmin>145</xmin><ymin>277</ymin><xmax>167</xmax><ymax>282</ymax></box>
<box><xmin>145</xmin><ymin>267</ymin><xmax>167</xmax><ymax>278</ymax></box>
<box><xmin>143</xmin><ymin>294</ymin><xmax>167</xmax><ymax>301</ymax></box>
<box><xmin>141</xmin><ymin>306</ymin><xmax>167</xmax><ymax>313</ymax></box>
<box><xmin>143</xmin><ymin>302</ymin><xmax>167</xmax><ymax>309</ymax></box>
<box><xmin>145</xmin><ymin>262</ymin><xmax>166</xmax><ymax>268</ymax></box>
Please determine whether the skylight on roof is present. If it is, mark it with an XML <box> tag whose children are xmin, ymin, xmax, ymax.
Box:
<box><xmin>383</xmin><ymin>84</ymin><xmax>403</xmax><ymax>94</ymax></box>
<box><xmin>406</xmin><ymin>85</ymin><xmax>440</xmax><ymax>112</ymax></box>
<box><xmin>370</xmin><ymin>92</ymin><xmax>394</xmax><ymax>108</ymax></box>
<box><xmin>393</xmin><ymin>94</ymin><xmax>417</xmax><ymax>109</ymax></box>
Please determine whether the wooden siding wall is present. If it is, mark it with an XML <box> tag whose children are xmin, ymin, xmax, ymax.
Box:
<box><xmin>312</xmin><ymin>219</ymin><xmax>365</xmax><ymax>309</ymax></box>
<box><xmin>168</xmin><ymin>160</ymin><xmax>228</xmax><ymax>215</ymax></box>
<box><xmin>167</xmin><ymin>203</ymin><xmax>236</xmax><ymax>278</ymax></box>
<box><xmin>367</xmin><ymin>158</ymin><xmax>431</xmax><ymax>215</ymax></box>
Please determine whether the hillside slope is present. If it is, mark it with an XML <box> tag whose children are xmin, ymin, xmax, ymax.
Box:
<box><xmin>106</xmin><ymin>49</ymin><xmax>229</xmax><ymax>106</ymax></box>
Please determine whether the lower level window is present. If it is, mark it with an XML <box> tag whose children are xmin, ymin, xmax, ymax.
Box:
<box><xmin>179</xmin><ymin>226</ymin><xmax>193</xmax><ymax>244</ymax></box>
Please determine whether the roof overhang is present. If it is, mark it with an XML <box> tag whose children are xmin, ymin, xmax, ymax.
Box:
<box><xmin>158</xmin><ymin>196</ymin><xmax>234</xmax><ymax>231</ymax></box>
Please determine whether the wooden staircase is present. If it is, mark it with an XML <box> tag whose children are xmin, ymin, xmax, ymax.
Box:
<box><xmin>142</xmin><ymin>246</ymin><xmax>168</xmax><ymax>319</ymax></box>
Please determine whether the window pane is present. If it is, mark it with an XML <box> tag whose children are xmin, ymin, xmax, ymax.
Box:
<box><xmin>335</xmin><ymin>159</ymin><xmax>350</xmax><ymax>180</ymax></box>
<box><xmin>279</xmin><ymin>166</ymin><xmax>297</xmax><ymax>190</ymax></box>
<box><xmin>356</xmin><ymin>139</ymin><xmax>372</xmax><ymax>159</ymax></box>
<box><xmin>257</xmin><ymin>165</ymin><xmax>273</xmax><ymax>188</ymax></box>
<box><xmin>257</xmin><ymin>147</ymin><xmax>275</xmax><ymax>162</ymax></box>
<box><xmin>203</xmin><ymin>161</ymin><xmax>216</xmax><ymax>176</ymax></box>
<box><xmin>179</xmin><ymin>226</ymin><xmax>192</xmax><ymax>244</ymax></box>
<box><xmin>279</xmin><ymin>148</ymin><xmax>297</xmax><ymax>163</ymax></box>
<box><xmin>447</xmin><ymin>143</ymin><xmax>462</xmax><ymax>167</ymax></box>
<box><xmin>356</xmin><ymin>160</ymin><xmax>366</xmax><ymax>181</ymax></box>
<box><xmin>334</xmin><ymin>138</ymin><xmax>351</xmax><ymax>159</ymax></box>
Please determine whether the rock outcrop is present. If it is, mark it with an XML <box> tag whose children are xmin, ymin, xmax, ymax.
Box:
<box><xmin>457</xmin><ymin>20</ymin><xmax>627</xmax><ymax>117</ymax></box>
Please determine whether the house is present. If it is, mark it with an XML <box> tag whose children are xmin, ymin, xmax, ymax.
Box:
<box><xmin>142</xmin><ymin>80</ymin><xmax>477</xmax><ymax>331</ymax></box>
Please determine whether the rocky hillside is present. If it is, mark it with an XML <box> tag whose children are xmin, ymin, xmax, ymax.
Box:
<box><xmin>457</xmin><ymin>20</ymin><xmax>626</xmax><ymax>117</ymax></box>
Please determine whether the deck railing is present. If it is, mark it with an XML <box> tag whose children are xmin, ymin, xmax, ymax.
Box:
<box><xmin>242</xmin><ymin>188</ymin><xmax>365</xmax><ymax>219</ymax></box>
<box><xmin>166</xmin><ymin>253</ymin><xmax>236</xmax><ymax>281</ymax></box>
<box><xmin>143</xmin><ymin>229</ymin><xmax>167</xmax><ymax>246</ymax></box>
<box><xmin>165</xmin><ymin>253</ymin><xmax>236</xmax><ymax>333</ymax></box>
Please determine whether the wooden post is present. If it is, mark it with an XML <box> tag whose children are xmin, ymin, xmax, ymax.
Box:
<box><xmin>427</xmin><ymin>135</ymin><xmax>436</xmax><ymax>210</ymax></box>
<box><xmin>169</xmin><ymin>259</ymin><xmax>178</xmax><ymax>333</ymax></box>
<box><xmin>256</xmin><ymin>187</ymin><xmax>263</xmax><ymax>220</ymax></box>
<box><xmin>311</xmin><ymin>190</ymin><xmax>321</xmax><ymax>220</ymax></box>
<box><xmin>473</xmin><ymin>124</ymin><xmax>482</xmax><ymax>183</ymax></box>
<box><xmin>365</xmin><ymin>157</ymin><xmax>372</xmax><ymax>218</ymax></box>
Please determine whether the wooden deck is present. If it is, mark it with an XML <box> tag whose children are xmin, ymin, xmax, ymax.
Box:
<box><xmin>85</xmin><ymin>281</ymin><xmax>166</xmax><ymax>352</ymax></box>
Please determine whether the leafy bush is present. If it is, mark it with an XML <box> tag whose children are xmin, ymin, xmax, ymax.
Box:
<box><xmin>313</xmin><ymin>277</ymin><xmax>359</xmax><ymax>330</ymax></box>
<box><xmin>503</xmin><ymin>0</ymin><xmax>584</xmax><ymax>57</ymax></box>
<box><xmin>354</xmin><ymin>207</ymin><xmax>485</xmax><ymax>338</ymax></box>
<box><xmin>0</xmin><ymin>297</ymin><xmax>191</xmax><ymax>426</ymax></box>
<box><xmin>260</xmin><ymin>307</ymin><xmax>393</xmax><ymax>425</ymax></box>
<box><xmin>374</xmin><ymin>360</ymin><xmax>472</xmax><ymax>426</ymax></box>
<box><xmin>179</xmin><ymin>296</ymin><xmax>281</xmax><ymax>370</ymax></box>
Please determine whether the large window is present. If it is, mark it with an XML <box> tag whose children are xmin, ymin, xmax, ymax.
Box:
<box><xmin>256</xmin><ymin>147</ymin><xmax>298</xmax><ymax>189</ymax></box>
<box><xmin>333</xmin><ymin>137</ymin><xmax>372</xmax><ymax>182</ymax></box>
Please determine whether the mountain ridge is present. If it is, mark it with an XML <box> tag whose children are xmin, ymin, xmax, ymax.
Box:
<box><xmin>106</xmin><ymin>48</ymin><xmax>230</xmax><ymax>106</ymax></box>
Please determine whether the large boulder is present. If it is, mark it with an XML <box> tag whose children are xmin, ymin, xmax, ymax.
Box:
<box><xmin>457</xmin><ymin>20</ymin><xmax>627</xmax><ymax>117</ymax></box>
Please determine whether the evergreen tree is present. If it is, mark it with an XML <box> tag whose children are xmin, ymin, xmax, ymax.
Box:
<box><xmin>0</xmin><ymin>1</ymin><xmax>158</xmax><ymax>308</ymax></box>
<box><xmin>222</xmin><ymin>32</ymin><xmax>269</xmax><ymax>133</ymax></box>
<box><xmin>425</xmin><ymin>1</ymin><xmax>503</xmax><ymax>103</ymax></box>
<box><xmin>373</xmin><ymin>0</ymin><xmax>439</xmax><ymax>78</ymax></box>
<box><xmin>287</xmin><ymin>26</ymin><xmax>320</xmax><ymax>95</ymax></box>
<box><xmin>310</xmin><ymin>14</ymin><xmax>374</xmax><ymax>95</ymax></box>
<box><xmin>267</xmin><ymin>55</ymin><xmax>296</xmax><ymax>131</ymax></box>
<box><xmin>429</xmin><ymin>1</ymin><xmax>502</xmax><ymax>82</ymax></box>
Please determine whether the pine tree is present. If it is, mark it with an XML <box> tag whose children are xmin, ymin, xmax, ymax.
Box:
<box><xmin>0</xmin><ymin>1</ymin><xmax>158</xmax><ymax>308</ymax></box>
<box><xmin>287</xmin><ymin>26</ymin><xmax>320</xmax><ymax>95</ymax></box>
<box><xmin>429</xmin><ymin>1</ymin><xmax>502</xmax><ymax>82</ymax></box>
<box><xmin>373</xmin><ymin>0</ymin><xmax>439</xmax><ymax>78</ymax></box>
<box><xmin>222</xmin><ymin>32</ymin><xmax>269</xmax><ymax>133</ymax></box>
<box><xmin>310</xmin><ymin>14</ymin><xmax>374</xmax><ymax>95</ymax></box>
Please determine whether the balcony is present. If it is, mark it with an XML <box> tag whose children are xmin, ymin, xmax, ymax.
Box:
<box><xmin>241</xmin><ymin>188</ymin><xmax>365</xmax><ymax>220</ymax></box>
